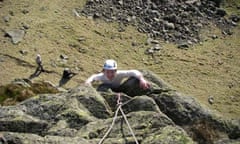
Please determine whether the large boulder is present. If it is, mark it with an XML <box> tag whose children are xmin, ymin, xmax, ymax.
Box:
<box><xmin>0</xmin><ymin>70</ymin><xmax>239</xmax><ymax>144</ymax></box>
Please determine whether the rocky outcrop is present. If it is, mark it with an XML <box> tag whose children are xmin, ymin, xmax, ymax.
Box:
<box><xmin>0</xmin><ymin>70</ymin><xmax>239</xmax><ymax>144</ymax></box>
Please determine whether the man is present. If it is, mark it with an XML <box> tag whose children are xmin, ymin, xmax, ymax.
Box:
<box><xmin>34</xmin><ymin>54</ymin><xmax>45</xmax><ymax>76</ymax></box>
<box><xmin>85</xmin><ymin>59</ymin><xmax>150</xmax><ymax>95</ymax></box>
<box><xmin>36</xmin><ymin>54</ymin><xmax>44</xmax><ymax>72</ymax></box>
<box><xmin>29</xmin><ymin>54</ymin><xmax>45</xmax><ymax>79</ymax></box>
<box><xmin>59</xmin><ymin>68</ymin><xmax>78</xmax><ymax>86</ymax></box>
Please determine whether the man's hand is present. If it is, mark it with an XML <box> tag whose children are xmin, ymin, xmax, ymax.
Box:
<box><xmin>139</xmin><ymin>77</ymin><xmax>150</xmax><ymax>90</ymax></box>
<box><xmin>85</xmin><ymin>82</ymin><xmax>92</xmax><ymax>86</ymax></box>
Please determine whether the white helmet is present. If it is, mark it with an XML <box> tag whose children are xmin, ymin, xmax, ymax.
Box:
<box><xmin>103</xmin><ymin>59</ymin><xmax>117</xmax><ymax>70</ymax></box>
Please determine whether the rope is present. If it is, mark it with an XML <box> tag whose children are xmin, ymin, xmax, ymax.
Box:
<box><xmin>119</xmin><ymin>106</ymin><xmax>139</xmax><ymax>144</ymax></box>
<box><xmin>117</xmin><ymin>93</ymin><xmax>122</xmax><ymax>105</ymax></box>
<box><xmin>98</xmin><ymin>93</ymin><xmax>139</xmax><ymax>144</ymax></box>
<box><xmin>98</xmin><ymin>105</ymin><xmax>121</xmax><ymax>144</ymax></box>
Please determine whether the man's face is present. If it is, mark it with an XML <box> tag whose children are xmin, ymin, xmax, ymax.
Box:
<box><xmin>104</xmin><ymin>69</ymin><xmax>117</xmax><ymax>80</ymax></box>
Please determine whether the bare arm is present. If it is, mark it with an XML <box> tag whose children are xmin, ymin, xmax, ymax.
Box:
<box><xmin>85</xmin><ymin>73</ymin><xmax>104</xmax><ymax>86</ymax></box>
<box><xmin>120</xmin><ymin>70</ymin><xmax>150</xmax><ymax>89</ymax></box>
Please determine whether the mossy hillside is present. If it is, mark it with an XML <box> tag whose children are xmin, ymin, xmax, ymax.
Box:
<box><xmin>0</xmin><ymin>81</ymin><xmax>59</xmax><ymax>105</ymax></box>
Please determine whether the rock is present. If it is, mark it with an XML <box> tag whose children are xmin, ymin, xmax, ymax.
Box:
<box><xmin>0</xmin><ymin>71</ymin><xmax>239</xmax><ymax>144</ymax></box>
<box><xmin>164</xmin><ymin>21</ymin><xmax>175</xmax><ymax>30</ymax></box>
<box><xmin>215</xmin><ymin>8</ymin><xmax>227</xmax><ymax>17</ymax></box>
<box><xmin>19</xmin><ymin>50</ymin><xmax>28</xmax><ymax>55</ymax></box>
<box><xmin>0</xmin><ymin>56</ymin><xmax>5</xmax><ymax>62</ymax></box>
<box><xmin>177</xmin><ymin>42</ymin><xmax>190</xmax><ymax>49</ymax></box>
<box><xmin>60</xmin><ymin>54</ymin><xmax>69</xmax><ymax>60</ymax></box>
<box><xmin>121</xmin><ymin>95</ymin><xmax>162</xmax><ymax>113</ymax></box>
<box><xmin>11</xmin><ymin>78</ymin><xmax>31</xmax><ymax>87</ymax></box>
<box><xmin>22</xmin><ymin>23</ymin><xmax>30</xmax><ymax>30</ymax></box>
<box><xmin>76</xmin><ymin>111</ymin><xmax>183</xmax><ymax>141</ymax></box>
<box><xmin>5</xmin><ymin>29</ymin><xmax>25</xmax><ymax>44</ymax></box>
<box><xmin>0</xmin><ymin>106</ymin><xmax>49</xmax><ymax>134</ymax></box>
<box><xmin>145</xmin><ymin>48</ymin><xmax>154</xmax><ymax>55</ymax></box>
<box><xmin>141</xmin><ymin>126</ymin><xmax>195</xmax><ymax>144</ymax></box>
<box><xmin>229</xmin><ymin>15</ymin><xmax>240</xmax><ymax>23</ymax></box>
<box><xmin>153</xmin><ymin>44</ymin><xmax>161</xmax><ymax>51</ymax></box>
<box><xmin>3</xmin><ymin>15</ymin><xmax>10</xmax><ymax>22</ymax></box>
<box><xmin>2</xmin><ymin>132</ymin><xmax>96</xmax><ymax>144</ymax></box>
<box><xmin>208</xmin><ymin>96</ymin><xmax>214</xmax><ymax>104</ymax></box>
<box><xmin>212</xmin><ymin>35</ymin><xmax>218</xmax><ymax>39</ymax></box>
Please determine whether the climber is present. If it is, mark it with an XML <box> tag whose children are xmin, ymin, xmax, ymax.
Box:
<box><xmin>85</xmin><ymin>59</ymin><xmax>150</xmax><ymax>94</ymax></box>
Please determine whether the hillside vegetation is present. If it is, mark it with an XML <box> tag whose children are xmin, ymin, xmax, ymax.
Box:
<box><xmin>0</xmin><ymin>0</ymin><xmax>240</xmax><ymax>119</ymax></box>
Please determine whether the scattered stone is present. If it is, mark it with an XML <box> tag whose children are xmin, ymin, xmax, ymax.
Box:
<box><xmin>72</xmin><ymin>8</ymin><xmax>80</xmax><ymax>17</ymax></box>
<box><xmin>215</xmin><ymin>8</ymin><xmax>227</xmax><ymax>17</ymax></box>
<box><xmin>5</xmin><ymin>29</ymin><xmax>25</xmax><ymax>44</ymax></box>
<box><xmin>0</xmin><ymin>57</ymin><xmax>5</xmax><ymax>62</ymax></box>
<box><xmin>22</xmin><ymin>9</ymin><xmax>29</xmax><ymax>14</ymax></box>
<box><xmin>153</xmin><ymin>44</ymin><xmax>161</xmax><ymax>51</ymax></box>
<box><xmin>60</xmin><ymin>54</ymin><xmax>69</xmax><ymax>60</ymax></box>
<box><xmin>212</xmin><ymin>34</ymin><xmax>218</xmax><ymax>39</ymax></box>
<box><xmin>177</xmin><ymin>42</ymin><xmax>189</xmax><ymax>49</ymax></box>
<box><xmin>222</xmin><ymin>29</ymin><xmax>233</xmax><ymax>35</ymax></box>
<box><xmin>217</xmin><ymin>59</ymin><xmax>224</xmax><ymax>65</ymax></box>
<box><xmin>19</xmin><ymin>50</ymin><xmax>28</xmax><ymax>55</ymax></box>
<box><xmin>150</xmin><ymin>40</ymin><xmax>159</xmax><ymax>44</ymax></box>
<box><xmin>77</xmin><ymin>37</ymin><xmax>86</xmax><ymax>42</ymax></box>
<box><xmin>3</xmin><ymin>15</ymin><xmax>10</xmax><ymax>22</ymax></box>
<box><xmin>164</xmin><ymin>21</ymin><xmax>175</xmax><ymax>30</ymax></box>
<box><xmin>147</xmin><ymin>38</ymin><xmax>159</xmax><ymax>45</ymax></box>
<box><xmin>12</xmin><ymin>78</ymin><xmax>31</xmax><ymax>88</ymax></box>
<box><xmin>22</xmin><ymin>23</ymin><xmax>30</xmax><ymax>30</ymax></box>
<box><xmin>145</xmin><ymin>48</ymin><xmax>154</xmax><ymax>55</ymax></box>
<box><xmin>231</xmin><ymin>21</ymin><xmax>238</xmax><ymax>27</ymax></box>
<box><xmin>208</xmin><ymin>96</ymin><xmax>214</xmax><ymax>105</ymax></box>
<box><xmin>131</xmin><ymin>41</ymin><xmax>137</xmax><ymax>47</ymax></box>
<box><xmin>9</xmin><ymin>10</ymin><xmax>14</xmax><ymax>16</ymax></box>
<box><xmin>229</xmin><ymin>15</ymin><xmax>240</xmax><ymax>23</ymax></box>
<box><xmin>81</xmin><ymin>0</ymin><xmax>238</xmax><ymax>44</ymax></box>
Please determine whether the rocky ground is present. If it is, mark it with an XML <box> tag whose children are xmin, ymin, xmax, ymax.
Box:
<box><xmin>81</xmin><ymin>0</ymin><xmax>238</xmax><ymax>45</ymax></box>
<box><xmin>0</xmin><ymin>0</ymin><xmax>240</xmax><ymax>142</ymax></box>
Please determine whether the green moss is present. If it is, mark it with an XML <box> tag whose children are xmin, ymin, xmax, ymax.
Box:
<box><xmin>222</xmin><ymin>0</ymin><xmax>240</xmax><ymax>15</ymax></box>
<box><xmin>61</xmin><ymin>109</ymin><xmax>92</xmax><ymax>120</ymax></box>
<box><xmin>0</xmin><ymin>84</ymin><xmax>32</xmax><ymax>105</ymax></box>
<box><xmin>0</xmin><ymin>81</ymin><xmax>59</xmax><ymax>106</ymax></box>
<box><xmin>143</xmin><ymin>126</ymin><xmax>195</xmax><ymax>144</ymax></box>
<box><xmin>31</xmin><ymin>82</ymin><xmax>58</xmax><ymax>94</ymax></box>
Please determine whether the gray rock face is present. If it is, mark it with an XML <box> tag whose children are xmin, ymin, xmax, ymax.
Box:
<box><xmin>0</xmin><ymin>71</ymin><xmax>239</xmax><ymax>144</ymax></box>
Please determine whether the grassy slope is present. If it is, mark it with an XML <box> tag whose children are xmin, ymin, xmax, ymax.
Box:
<box><xmin>0</xmin><ymin>0</ymin><xmax>239</xmax><ymax>119</ymax></box>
